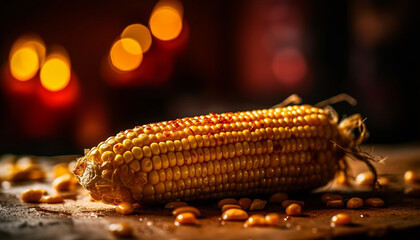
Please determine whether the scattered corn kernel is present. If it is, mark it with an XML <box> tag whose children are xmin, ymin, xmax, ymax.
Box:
<box><xmin>321</xmin><ymin>193</ymin><xmax>342</xmax><ymax>203</ymax></box>
<box><xmin>331</xmin><ymin>213</ymin><xmax>351</xmax><ymax>226</ymax></box>
<box><xmin>346</xmin><ymin>197</ymin><xmax>364</xmax><ymax>209</ymax></box>
<box><xmin>238</xmin><ymin>198</ymin><xmax>252</xmax><ymax>210</ymax></box>
<box><xmin>116</xmin><ymin>202</ymin><xmax>135</xmax><ymax>215</ymax></box>
<box><xmin>109</xmin><ymin>222</ymin><xmax>133</xmax><ymax>238</ymax></box>
<box><xmin>265</xmin><ymin>213</ymin><xmax>281</xmax><ymax>226</ymax></box>
<box><xmin>244</xmin><ymin>214</ymin><xmax>267</xmax><ymax>227</ymax></box>
<box><xmin>53</xmin><ymin>163</ymin><xmax>72</xmax><ymax>178</ymax></box>
<box><xmin>41</xmin><ymin>194</ymin><xmax>64</xmax><ymax>204</ymax></box>
<box><xmin>268</xmin><ymin>192</ymin><xmax>288</xmax><ymax>205</ymax></box>
<box><xmin>326</xmin><ymin>200</ymin><xmax>344</xmax><ymax>208</ymax></box>
<box><xmin>172</xmin><ymin>206</ymin><xmax>201</xmax><ymax>217</ymax></box>
<box><xmin>365</xmin><ymin>198</ymin><xmax>385</xmax><ymax>207</ymax></box>
<box><xmin>281</xmin><ymin>200</ymin><xmax>304</xmax><ymax>208</ymax></box>
<box><xmin>165</xmin><ymin>201</ymin><xmax>188</xmax><ymax>209</ymax></box>
<box><xmin>222</xmin><ymin>208</ymin><xmax>249</xmax><ymax>221</ymax></box>
<box><xmin>285</xmin><ymin>203</ymin><xmax>301</xmax><ymax>216</ymax></box>
<box><xmin>174</xmin><ymin>212</ymin><xmax>198</xmax><ymax>226</ymax></box>
<box><xmin>250</xmin><ymin>199</ymin><xmax>267</xmax><ymax>211</ymax></box>
<box><xmin>221</xmin><ymin>204</ymin><xmax>241</xmax><ymax>213</ymax></box>
<box><xmin>21</xmin><ymin>189</ymin><xmax>44</xmax><ymax>203</ymax></box>
<box><xmin>53</xmin><ymin>174</ymin><xmax>73</xmax><ymax>192</ymax></box>
<box><xmin>355</xmin><ymin>172</ymin><xmax>374</xmax><ymax>186</ymax></box>
<box><xmin>405</xmin><ymin>186</ymin><xmax>420</xmax><ymax>197</ymax></box>
<box><xmin>404</xmin><ymin>170</ymin><xmax>418</xmax><ymax>184</ymax></box>
<box><xmin>218</xmin><ymin>198</ymin><xmax>238</xmax><ymax>209</ymax></box>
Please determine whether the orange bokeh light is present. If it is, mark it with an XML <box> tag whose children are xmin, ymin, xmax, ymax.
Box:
<box><xmin>109</xmin><ymin>38</ymin><xmax>143</xmax><ymax>71</ymax></box>
<box><xmin>149</xmin><ymin>0</ymin><xmax>183</xmax><ymax>41</ymax></box>
<box><xmin>121</xmin><ymin>24</ymin><xmax>152</xmax><ymax>53</ymax></box>
<box><xmin>271</xmin><ymin>48</ymin><xmax>307</xmax><ymax>86</ymax></box>
<box><xmin>9</xmin><ymin>35</ymin><xmax>46</xmax><ymax>81</ymax></box>
<box><xmin>40</xmin><ymin>50</ymin><xmax>71</xmax><ymax>92</ymax></box>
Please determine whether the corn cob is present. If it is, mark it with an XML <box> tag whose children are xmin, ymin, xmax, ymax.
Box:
<box><xmin>74</xmin><ymin>101</ymin><xmax>370</xmax><ymax>205</ymax></box>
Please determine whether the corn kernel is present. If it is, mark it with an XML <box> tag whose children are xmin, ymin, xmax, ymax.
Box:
<box><xmin>244</xmin><ymin>214</ymin><xmax>267</xmax><ymax>227</ymax></box>
<box><xmin>109</xmin><ymin>222</ymin><xmax>133</xmax><ymax>238</ymax></box>
<box><xmin>250</xmin><ymin>199</ymin><xmax>267</xmax><ymax>211</ymax></box>
<box><xmin>41</xmin><ymin>194</ymin><xmax>64</xmax><ymax>204</ymax></box>
<box><xmin>365</xmin><ymin>198</ymin><xmax>385</xmax><ymax>207</ymax></box>
<box><xmin>53</xmin><ymin>163</ymin><xmax>71</xmax><ymax>178</ymax></box>
<box><xmin>222</xmin><ymin>209</ymin><xmax>249</xmax><ymax>221</ymax></box>
<box><xmin>53</xmin><ymin>174</ymin><xmax>74</xmax><ymax>192</ymax></box>
<box><xmin>217</xmin><ymin>198</ymin><xmax>238</xmax><ymax>209</ymax></box>
<box><xmin>285</xmin><ymin>203</ymin><xmax>301</xmax><ymax>216</ymax></box>
<box><xmin>172</xmin><ymin>206</ymin><xmax>201</xmax><ymax>217</ymax></box>
<box><xmin>132</xmin><ymin>147</ymin><xmax>143</xmax><ymax>160</ymax></box>
<box><xmin>21</xmin><ymin>189</ymin><xmax>44</xmax><ymax>203</ymax></box>
<box><xmin>269</xmin><ymin>192</ymin><xmax>288</xmax><ymax>205</ymax></box>
<box><xmin>238</xmin><ymin>198</ymin><xmax>252</xmax><ymax>210</ymax></box>
<box><xmin>129</xmin><ymin>160</ymin><xmax>140</xmax><ymax>172</ymax></box>
<box><xmin>175</xmin><ymin>212</ymin><xmax>198</xmax><ymax>226</ymax></box>
<box><xmin>346</xmin><ymin>197</ymin><xmax>364</xmax><ymax>209</ymax></box>
<box><xmin>140</xmin><ymin>158</ymin><xmax>153</xmax><ymax>172</ymax></box>
<box><xmin>116</xmin><ymin>202</ymin><xmax>134</xmax><ymax>215</ymax></box>
<box><xmin>265</xmin><ymin>213</ymin><xmax>281</xmax><ymax>226</ymax></box>
<box><xmin>281</xmin><ymin>200</ymin><xmax>304</xmax><ymax>208</ymax></box>
<box><xmin>221</xmin><ymin>204</ymin><xmax>241</xmax><ymax>213</ymax></box>
<box><xmin>331</xmin><ymin>213</ymin><xmax>351</xmax><ymax>226</ymax></box>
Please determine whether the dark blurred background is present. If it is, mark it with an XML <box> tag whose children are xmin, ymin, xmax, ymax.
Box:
<box><xmin>0</xmin><ymin>0</ymin><xmax>419</xmax><ymax>156</ymax></box>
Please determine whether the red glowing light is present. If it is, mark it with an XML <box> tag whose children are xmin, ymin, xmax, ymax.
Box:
<box><xmin>271</xmin><ymin>48</ymin><xmax>307</xmax><ymax>86</ymax></box>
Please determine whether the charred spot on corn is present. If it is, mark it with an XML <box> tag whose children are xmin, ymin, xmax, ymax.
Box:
<box><xmin>73</xmin><ymin>94</ymin><xmax>379</xmax><ymax>205</ymax></box>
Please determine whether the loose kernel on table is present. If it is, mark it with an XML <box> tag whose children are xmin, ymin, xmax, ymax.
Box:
<box><xmin>238</xmin><ymin>198</ymin><xmax>252</xmax><ymax>210</ymax></box>
<box><xmin>175</xmin><ymin>212</ymin><xmax>198</xmax><ymax>226</ymax></box>
<box><xmin>21</xmin><ymin>189</ymin><xmax>44</xmax><ymax>203</ymax></box>
<box><xmin>218</xmin><ymin>198</ymin><xmax>238</xmax><ymax>209</ymax></box>
<box><xmin>404</xmin><ymin>170</ymin><xmax>418</xmax><ymax>184</ymax></box>
<box><xmin>41</xmin><ymin>195</ymin><xmax>64</xmax><ymax>204</ymax></box>
<box><xmin>281</xmin><ymin>200</ymin><xmax>304</xmax><ymax>208</ymax></box>
<box><xmin>347</xmin><ymin>197</ymin><xmax>364</xmax><ymax>209</ymax></box>
<box><xmin>165</xmin><ymin>201</ymin><xmax>188</xmax><ymax>209</ymax></box>
<box><xmin>116</xmin><ymin>202</ymin><xmax>134</xmax><ymax>215</ymax></box>
<box><xmin>365</xmin><ymin>198</ymin><xmax>385</xmax><ymax>207</ymax></box>
<box><xmin>265</xmin><ymin>213</ymin><xmax>281</xmax><ymax>226</ymax></box>
<box><xmin>53</xmin><ymin>174</ymin><xmax>74</xmax><ymax>192</ymax></box>
<box><xmin>53</xmin><ymin>163</ymin><xmax>71</xmax><ymax>178</ymax></box>
<box><xmin>355</xmin><ymin>172</ymin><xmax>374</xmax><ymax>186</ymax></box>
<box><xmin>268</xmin><ymin>192</ymin><xmax>288</xmax><ymax>205</ymax></box>
<box><xmin>222</xmin><ymin>208</ymin><xmax>249</xmax><ymax>221</ymax></box>
<box><xmin>172</xmin><ymin>206</ymin><xmax>201</xmax><ymax>217</ymax></box>
<box><xmin>285</xmin><ymin>203</ymin><xmax>301</xmax><ymax>216</ymax></box>
<box><xmin>244</xmin><ymin>214</ymin><xmax>267</xmax><ymax>227</ymax></box>
<box><xmin>321</xmin><ymin>193</ymin><xmax>342</xmax><ymax>203</ymax></box>
<box><xmin>331</xmin><ymin>213</ymin><xmax>351</xmax><ymax>226</ymax></box>
<box><xmin>250</xmin><ymin>199</ymin><xmax>267</xmax><ymax>211</ymax></box>
<box><xmin>326</xmin><ymin>200</ymin><xmax>344</xmax><ymax>208</ymax></box>
<box><xmin>221</xmin><ymin>204</ymin><xmax>241</xmax><ymax>213</ymax></box>
<box><xmin>109</xmin><ymin>222</ymin><xmax>133</xmax><ymax>238</ymax></box>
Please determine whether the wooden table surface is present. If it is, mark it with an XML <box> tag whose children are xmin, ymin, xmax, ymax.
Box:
<box><xmin>1</xmin><ymin>144</ymin><xmax>420</xmax><ymax>240</ymax></box>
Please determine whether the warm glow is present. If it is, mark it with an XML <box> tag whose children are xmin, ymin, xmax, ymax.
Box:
<box><xmin>10</xmin><ymin>47</ymin><xmax>39</xmax><ymax>81</ymax></box>
<box><xmin>40</xmin><ymin>56</ymin><xmax>71</xmax><ymax>92</ymax></box>
<box><xmin>271</xmin><ymin>48</ymin><xmax>307</xmax><ymax>86</ymax></box>
<box><xmin>9</xmin><ymin>35</ymin><xmax>46</xmax><ymax>81</ymax></box>
<box><xmin>149</xmin><ymin>4</ymin><xmax>183</xmax><ymax>41</ymax></box>
<box><xmin>110</xmin><ymin>38</ymin><xmax>143</xmax><ymax>71</ymax></box>
<box><xmin>121</xmin><ymin>24</ymin><xmax>152</xmax><ymax>53</ymax></box>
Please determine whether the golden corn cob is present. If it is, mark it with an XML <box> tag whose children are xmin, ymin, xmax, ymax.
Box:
<box><xmin>74</xmin><ymin>104</ymin><xmax>368</xmax><ymax>205</ymax></box>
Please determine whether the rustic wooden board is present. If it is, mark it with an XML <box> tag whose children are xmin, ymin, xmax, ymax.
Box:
<box><xmin>1</xmin><ymin>145</ymin><xmax>420</xmax><ymax>240</ymax></box>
